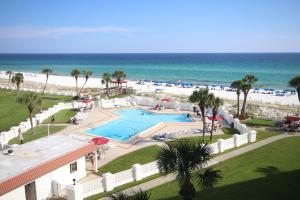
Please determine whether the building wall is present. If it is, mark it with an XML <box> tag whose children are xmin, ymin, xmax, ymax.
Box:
<box><xmin>52</xmin><ymin>157</ymin><xmax>86</xmax><ymax>185</ymax></box>
<box><xmin>1</xmin><ymin>156</ymin><xmax>87</xmax><ymax>200</ymax></box>
<box><xmin>0</xmin><ymin>186</ymin><xmax>26</xmax><ymax>200</ymax></box>
<box><xmin>35</xmin><ymin>173</ymin><xmax>53</xmax><ymax>200</ymax></box>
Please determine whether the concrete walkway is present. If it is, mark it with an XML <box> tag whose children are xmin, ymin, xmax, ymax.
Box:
<box><xmin>101</xmin><ymin>133</ymin><xmax>300</xmax><ymax>199</ymax></box>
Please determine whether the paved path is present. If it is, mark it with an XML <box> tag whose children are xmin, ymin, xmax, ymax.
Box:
<box><xmin>101</xmin><ymin>133</ymin><xmax>300</xmax><ymax>199</ymax></box>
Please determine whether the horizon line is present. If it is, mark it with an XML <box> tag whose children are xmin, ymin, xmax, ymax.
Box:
<box><xmin>0</xmin><ymin>52</ymin><xmax>300</xmax><ymax>54</ymax></box>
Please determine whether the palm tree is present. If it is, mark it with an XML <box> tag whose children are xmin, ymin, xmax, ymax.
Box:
<box><xmin>110</xmin><ymin>189</ymin><xmax>151</xmax><ymax>200</ymax></box>
<box><xmin>79</xmin><ymin>70</ymin><xmax>92</xmax><ymax>95</ymax></box>
<box><xmin>289</xmin><ymin>76</ymin><xmax>300</xmax><ymax>115</ymax></box>
<box><xmin>6</xmin><ymin>70</ymin><xmax>13</xmax><ymax>86</ymax></box>
<box><xmin>198</xmin><ymin>168</ymin><xmax>222</xmax><ymax>189</ymax></box>
<box><xmin>189</xmin><ymin>88</ymin><xmax>213</xmax><ymax>142</ymax></box>
<box><xmin>210</xmin><ymin>96</ymin><xmax>224</xmax><ymax>141</ymax></box>
<box><xmin>42</xmin><ymin>68</ymin><xmax>52</xmax><ymax>95</ymax></box>
<box><xmin>16</xmin><ymin>93</ymin><xmax>42</xmax><ymax>135</ymax></box>
<box><xmin>11</xmin><ymin>72</ymin><xmax>24</xmax><ymax>92</ymax></box>
<box><xmin>157</xmin><ymin>141</ymin><xmax>213</xmax><ymax>200</ymax></box>
<box><xmin>231</xmin><ymin>80</ymin><xmax>243</xmax><ymax>118</ymax></box>
<box><xmin>112</xmin><ymin>70</ymin><xmax>126</xmax><ymax>94</ymax></box>
<box><xmin>71</xmin><ymin>69</ymin><xmax>81</xmax><ymax>97</ymax></box>
<box><xmin>240</xmin><ymin>75</ymin><xmax>258</xmax><ymax>117</ymax></box>
<box><xmin>101</xmin><ymin>72</ymin><xmax>112</xmax><ymax>97</ymax></box>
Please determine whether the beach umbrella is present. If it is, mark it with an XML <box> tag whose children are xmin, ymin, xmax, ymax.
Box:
<box><xmin>91</xmin><ymin>137</ymin><xmax>109</xmax><ymax>145</ymax></box>
<box><xmin>208</xmin><ymin>115</ymin><xmax>223</xmax><ymax>121</ymax></box>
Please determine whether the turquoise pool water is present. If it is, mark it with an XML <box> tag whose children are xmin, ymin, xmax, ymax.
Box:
<box><xmin>86</xmin><ymin>109</ymin><xmax>192</xmax><ymax>141</ymax></box>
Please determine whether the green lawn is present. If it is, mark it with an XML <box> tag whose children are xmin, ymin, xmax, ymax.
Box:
<box><xmin>256</xmin><ymin>130</ymin><xmax>280</xmax><ymax>141</ymax></box>
<box><xmin>108</xmin><ymin>94</ymin><xmax>129</xmax><ymax>99</ymax></box>
<box><xmin>98</xmin><ymin>145</ymin><xmax>161</xmax><ymax>174</ymax></box>
<box><xmin>8</xmin><ymin>125</ymin><xmax>66</xmax><ymax>144</ymax></box>
<box><xmin>42</xmin><ymin>109</ymin><xmax>77</xmax><ymax>124</ymax></box>
<box><xmin>242</xmin><ymin>118</ymin><xmax>277</xmax><ymax>127</ymax></box>
<box><xmin>148</xmin><ymin>137</ymin><xmax>300</xmax><ymax>200</ymax></box>
<box><xmin>0</xmin><ymin>89</ymin><xmax>72</xmax><ymax>132</ymax></box>
<box><xmin>169</xmin><ymin>128</ymin><xmax>239</xmax><ymax>145</ymax></box>
<box><xmin>98</xmin><ymin>129</ymin><xmax>279</xmax><ymax>175</ymax></box>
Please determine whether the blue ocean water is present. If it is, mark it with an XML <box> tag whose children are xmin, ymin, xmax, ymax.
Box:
<box><xmin>86</xmin><ymin>108</ymin><xmax>191</xmax><ymax>141</ymax></box>
<box><xmin>0</xmin><ymin>53</ymin><xmax>299</xmax><ymax>89</ymax></box>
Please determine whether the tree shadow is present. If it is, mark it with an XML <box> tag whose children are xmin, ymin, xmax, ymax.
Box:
<box><xmin>255</xmin><ymin>166</ymin><xmax>280</xmax><ymax>176</ymax></box>
<box><xmin>153</xmin><ymin>169</ymin><xmax>300</xmax><ymax>200</ymax></box>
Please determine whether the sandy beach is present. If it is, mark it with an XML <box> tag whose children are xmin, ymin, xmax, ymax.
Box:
<box><xmin>0</xmin><ymin>71</ymin><xmax>298</xmax><ymax>106</ymax></box>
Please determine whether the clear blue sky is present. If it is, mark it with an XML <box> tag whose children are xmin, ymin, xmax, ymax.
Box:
<box><xmin>0</xmin><ymin>0</ymin><xmax>299</xmax><ymax>53</ymax></box>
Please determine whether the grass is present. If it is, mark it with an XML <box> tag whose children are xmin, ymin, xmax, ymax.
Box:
<box><xmin>8</xmin><ymin>125</ymin><xmax>66</xmax><ymax>144</ymax></box>
<box><xmin>169</xmin><ymin>128</ymin><xmax>239</xmax><ymax>145</ymax></box>
<box><xmin>108</xmin><ymin>94</ymin><xmax>129</xmax><ymax>99</ymax></box>
<box><xmin>255</xmin><ymin>130</ymin><xmax>281</xmax><ymax>141</ymax></box>
<box><xmin>89</xmin><ymin>128</ymin><xmax>281</xmax><ymax>199</ymax></box>
<box><xmin>42</xmin><ymin>109</ymin><xmax>77</xmax><ymax>124</ymax></box>
<box><xmin>98</xmin><ymin>145</ymin><xmax>161</xmax><ymax>174</ymax></box>
<box><xmin>242</xmin><ymin>118</ymin><xmax>277</xmax><ymax>127</ymax></box>
<box><xmin>148</xmin><ymin>137</ymin><xmax>300</xmax><ymax>200</ymax></box>
<box><xmin>98</xmin><ymin>129</ymin><xmax>279</xmax><ymax>175</ymax></box>
<box><xmin>0</xmin><ymin>89</ymin><xmax>72</xmax><ymax>132</ymax></box>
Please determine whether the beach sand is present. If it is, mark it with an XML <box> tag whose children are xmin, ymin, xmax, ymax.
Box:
<box><xmin>0</xmin><ymin>71</ymin><xmax>298</xmax><ymax>106</ymax></box>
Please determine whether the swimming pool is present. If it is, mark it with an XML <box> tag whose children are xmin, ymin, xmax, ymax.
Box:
<box><xmin>85</xmin><ymin>109</ymin><xmax>192</xmax><ymax>141</ymax></box>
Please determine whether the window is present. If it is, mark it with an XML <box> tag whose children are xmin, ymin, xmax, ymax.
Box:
<box><xmin>70</xmin><ymin>162</ymin><xmax>77</xmax><ymax>173</ymax></box>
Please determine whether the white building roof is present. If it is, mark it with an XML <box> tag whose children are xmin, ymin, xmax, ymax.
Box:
<box><xmin>0</xmin><ymin>134</ymin><xmax>91</xmax><ymax>182</ymax></box>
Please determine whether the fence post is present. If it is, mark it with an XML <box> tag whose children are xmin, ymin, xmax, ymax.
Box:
<box><xmin>217</xmin><ymin>139</ymin><xmax>224</xmax><ymax>153</ymax></box>
<box><xmin>248</xmin><ymin>130</ymin><xmax>257</xmax><ymax>142</ymax></box>
<box><xmin>66</xmin><ymin>184</ymin><xmax>83</xmax><ymax>200</ymax></box>
<box><xmin>103</xmin><ymin>173</ymin><xmax>114</xmax><ymax>192</ymax></box>
<box><xmin>132</xmin><ymin>164</ymin><xmax>143</xmax><ymax>181</ymax></box>
<box><xmin>233</xmin><ymin>134</ymin><xmax>240</xmax><ymax>147</ymax></box>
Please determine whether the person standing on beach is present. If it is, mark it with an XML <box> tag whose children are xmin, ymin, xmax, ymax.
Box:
<box><xmin>18</xmin><ymin>127</ymin><xmax>23</xmax><ymax>144</ymax></box>
<box><xmin>51</xmin><ymin>115</ymin><xmax>55</xmax><ymax>125</ymax></box>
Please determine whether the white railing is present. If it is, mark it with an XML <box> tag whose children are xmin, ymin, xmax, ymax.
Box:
<box><xmin>82</xmin><ymin>177</ymin><xmax>104</xmax><ymax>198</ymax></box>
<box><xmin>113</xmin><ymin>169</ymin><xmax>134</xmax><ymax>187</ymax></box>
<box><xmin>0</xmin><ymin>84</ymin><xmax>76</xmax><ymax>96</ymax></box>
<box><xmin>0</xmin><ymin>102</ymin><xmax>73</xmax><ymax>144</ymax></box>
<box><xmin>210</xmin><ymin>142</ymin><xmax>219</xmax><ymax>154</ymax></box>
<box><xmin>141</xmin><ymin>161</ymin><xmax>160</xmax><ymax>178</ymax></box>
<box><xmin>75</xmin><ymin>130</ymin><xmax>256</xmax><ymax>199</ymax></box>
<box><xmin>222</xmin><ymin>137</ymin><xmax>235</xmax><ymax>151</ymax></box>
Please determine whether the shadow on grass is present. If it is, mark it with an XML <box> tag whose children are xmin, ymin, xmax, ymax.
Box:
<box><xmin>255</xmin><ymin>166</ymin><xmax>280</xmax><ymax>176</ymax></box>
<box><xmin>154</xmin><ymin>169</ymin><xmax>300</xmax><ymax>200</ymax></box>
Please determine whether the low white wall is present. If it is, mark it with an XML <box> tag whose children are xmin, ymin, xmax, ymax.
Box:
<box><xmin>0</xmin><ymin>102</ymin><xmax>73</xmax><ymax>144</ymax></box>
<box><xmin>73</xmin><ymin>130</ymin><xmax>256</xmax><ymax>199</ymax></box>
<box><xmin>0</xmin><ymin>84</ymin><xmax>76</xmax><ymax>96</ymax></box>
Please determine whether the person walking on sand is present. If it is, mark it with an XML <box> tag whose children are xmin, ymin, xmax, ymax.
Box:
<box><xmin>50</xmin><ymin>115</ymin><xmax>55</xmax><ymax>125</ymax></box>
<box><xmin>18</xmin><ymin>127</ymin><xmax>23</xmax><ymax>144</ymax></box>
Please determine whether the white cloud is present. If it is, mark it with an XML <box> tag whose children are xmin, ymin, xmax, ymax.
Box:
<box><xmin>0</xmin><ymin>26</ymin><xmax>135</xmax><ymax>38</ymax></box>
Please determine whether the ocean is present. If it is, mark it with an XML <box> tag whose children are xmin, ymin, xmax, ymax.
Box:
<box><xmin>0</xmin><ymin>53</ymin><xmax>299</xmax><ymax>89</ymax></box>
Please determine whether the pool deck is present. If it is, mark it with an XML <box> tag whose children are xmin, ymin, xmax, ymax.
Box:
<box><xmin>55</xmin><ymin>106</ymin><xmax>223</xmax><ymax>167</ymax></box>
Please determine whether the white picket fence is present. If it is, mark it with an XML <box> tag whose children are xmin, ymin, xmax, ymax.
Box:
<box><xmin>0</xmin><ymin>84</ymin><xmax>76</xmax><ymax>96</ymax></box>
<box><xmin>71</xmin><ymin>130</ymin><xmax>256</xmax><ymax>199</ymax></box>
<box><xmin>0</xmin><ymin>102</ymin><xmax>73</xmax><ymax>144</ymax></box>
